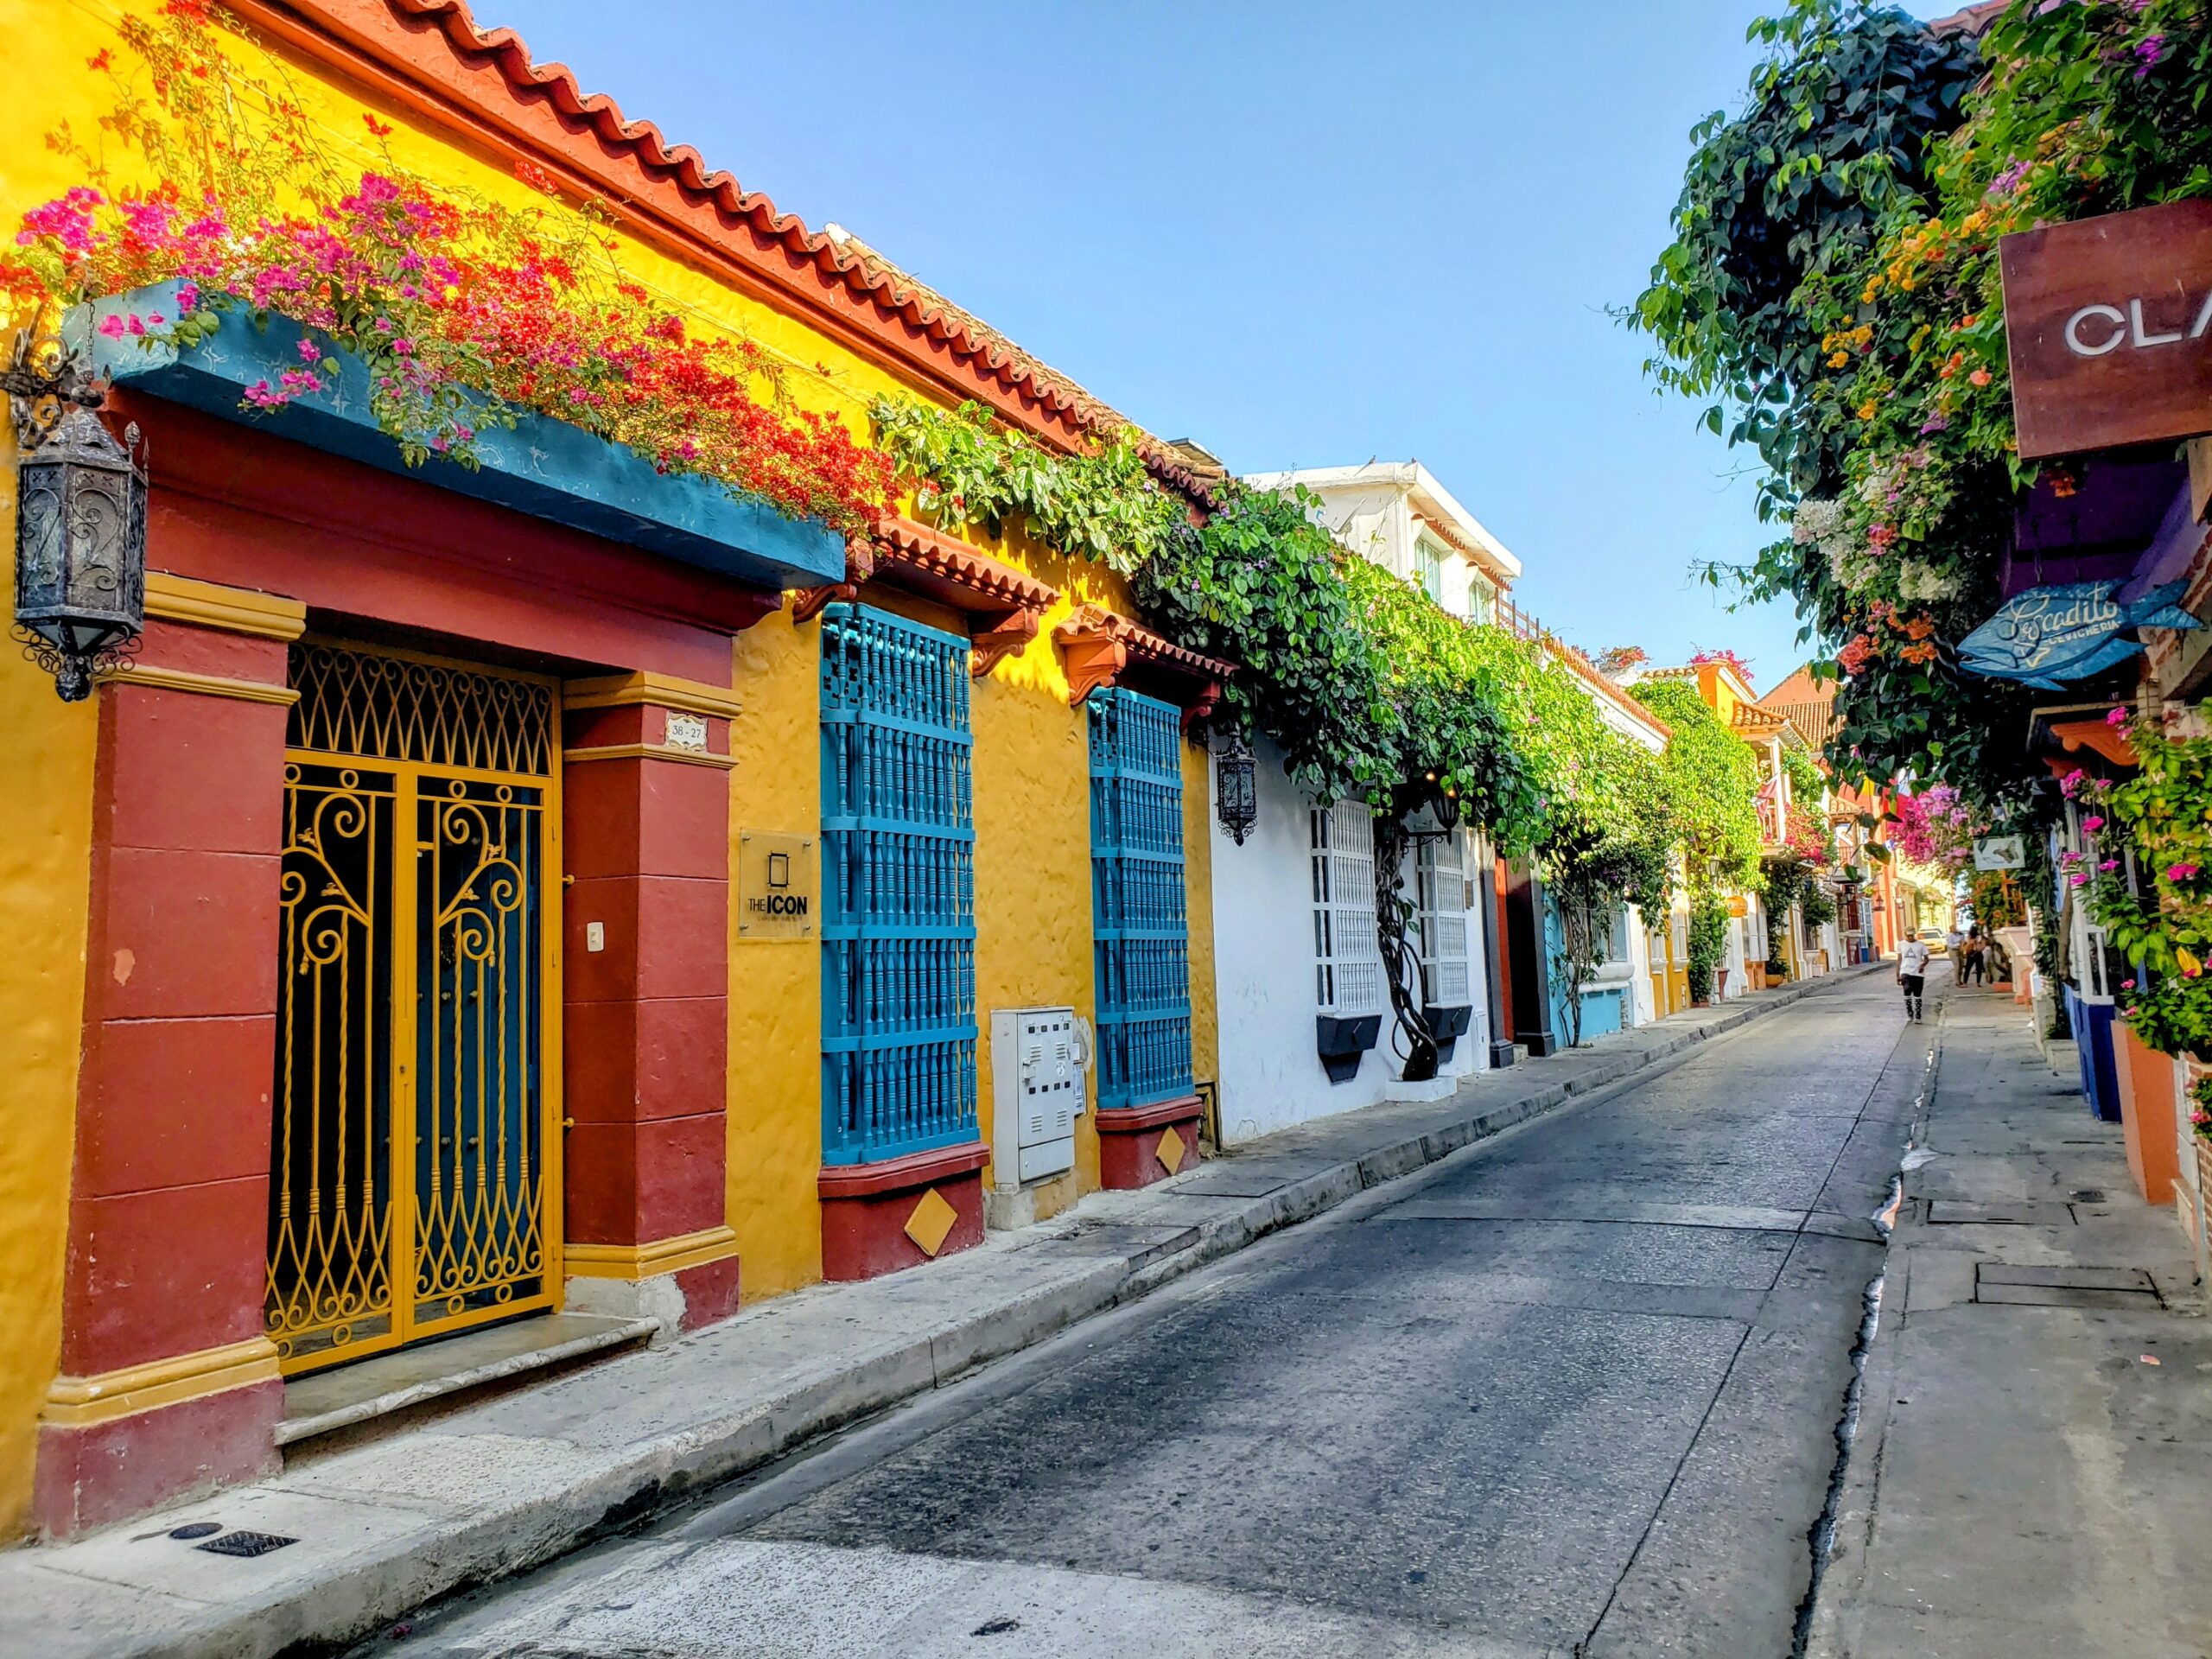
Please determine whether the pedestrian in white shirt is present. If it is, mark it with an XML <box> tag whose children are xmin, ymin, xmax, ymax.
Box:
<box><xmin>1898</xmin><ymin>937</ymin><xmax>1931</xmax><ymax>1022</ymax></box>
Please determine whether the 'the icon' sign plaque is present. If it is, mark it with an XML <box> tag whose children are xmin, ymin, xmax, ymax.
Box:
<box><xmin>737</xmin><ymin>830</ymin><xmax>815</xmax><ymax>939</ymax></box>
<box><xmin>2000</xmin><ymin>198</ymin><xmax>2212</xmax><ymax>460</ymax></box>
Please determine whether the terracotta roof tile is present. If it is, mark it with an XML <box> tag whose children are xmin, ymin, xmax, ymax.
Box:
<box><xmin>1064</xmin><ymin>603</ymin><xmax>1236</xmax><ymax>683</ymax></box>
<box><xmin>378</xmin><ymin>1</ymin><xmax>1095</xmax><ymax>416</ymax></box>
<box><xmin>295</xmin><ymin>2</ymin><xmax>1211</xmax><ymax>505</ymax></box>
<box><xmin>872</xmin><ymin>517</ymin><xmax>1058</xmax><ymax>613</ymax></box>
<box><xmin>244</xmin><ymin>0</ymin><xmax>1160</xmax><ymax>464</ymax></box>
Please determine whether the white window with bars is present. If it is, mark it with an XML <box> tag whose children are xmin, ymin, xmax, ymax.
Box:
<box><xmin>1416</xmin><ymin>834</ymin><xmax>1471</xmax><ymax>1007</ymax></box>
<box><xmin>2067</xmin><ymin>801</ymin><xmax>2122</xmax><ymax>1003</ymax></box>
<box><xmin>1312</xmin><ymin>799</ymin><xmax>1383</xmax><ymax>1016</ymax></box>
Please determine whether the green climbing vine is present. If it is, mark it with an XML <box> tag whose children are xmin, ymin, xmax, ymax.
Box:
<box><xmin>1634</xmin><ymin>0</ymin><xmax>2212</xmax><ymax>818</ymax></box>
<box><xmin>869</xmin><ymin>397</ymin><xmax>1185</xmax><ymax>575</ymax></box>
<box><xmin>868</xmin><ymin>394</ymin><xmax>1768</xmax><ymax>963</ymax></box>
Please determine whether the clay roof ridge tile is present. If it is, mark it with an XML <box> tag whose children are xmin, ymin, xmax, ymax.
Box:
<box><xmin>382</xmin><ymin>0</ymin><xmax>1109</xmax><ymax>431</ymax></box>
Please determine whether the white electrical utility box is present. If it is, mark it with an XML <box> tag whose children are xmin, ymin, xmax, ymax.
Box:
<box><xmin>989</xmin><ymin>1005</ymin><xmax>1087</xmax><ymax>1186</ymax></box>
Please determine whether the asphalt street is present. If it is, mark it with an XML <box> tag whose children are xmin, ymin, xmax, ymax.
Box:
<box><xmin>365</xmin><ymin>971</ymin><xmax>1928</xmax><ymax>1659</ymax></box>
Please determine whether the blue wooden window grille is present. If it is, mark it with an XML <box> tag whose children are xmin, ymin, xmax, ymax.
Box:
<box><xmin>1089</xmin><ymin>689</ymin><xmax>1193</xmax><ymax>1111</ymax></box>
<box><xmin>819</xmin><ymin>604</ymin><xmax>977</xmax><ymax>1164</ymax></box>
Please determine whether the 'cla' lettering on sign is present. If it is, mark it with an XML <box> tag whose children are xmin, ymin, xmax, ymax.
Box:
<box><xmin>2063</xmin><ymin>292</ymin><xmax>2212</xmax><ymax>358</ymax></box>
<box><xmin>1999</xmin><ymin>198</ymin><xmax>2212</xmax><ymax>460</ymax></box>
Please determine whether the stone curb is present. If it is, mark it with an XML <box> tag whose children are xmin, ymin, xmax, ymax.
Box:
<box><xmin>1802</xmin><ymin>995</ymin><xmax>1947</xmax><ymax>1659</ymax></box>
<box><xmin>60</xmin><ymin>964</ymin><xmax>1888</xmax><ymax>1659</ymax></box>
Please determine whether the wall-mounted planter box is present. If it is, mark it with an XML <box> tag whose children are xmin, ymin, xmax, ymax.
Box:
<box><xmin>85</xmin><ymin>283</ymin><xmax>845</xmax><ymax>593</ymax></box>
<box><xmin>1315</xmin><ymin>1014</ymin><xmax>1381</xmax><ymax>1084</ymax></box>
<box><xmin>1423</xmin><ymin>1003</ymin><xmax>1473</xmax><ymax>1063</ymax></box>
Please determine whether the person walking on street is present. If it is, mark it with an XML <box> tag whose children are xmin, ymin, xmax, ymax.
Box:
<box><xmin>1899</xmin><ymin>934</ymin><xmax>1931</xmax><ymax>1022</ymax></box>
<box><xmin>1964</xmin><ymin>927</ymin><xmax>1987</xmax><ymax>987</ymax></box>
<box><xmin>1946</xmin><ymin>923</ymin><xmax>1966</xmax><ymax>980</ymax></box>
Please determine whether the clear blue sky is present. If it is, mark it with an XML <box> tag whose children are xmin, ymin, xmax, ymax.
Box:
<box><xmin>512</xmin><ymin>0</ymin><xmax>1959</xmax><ymax>698</ymax></box>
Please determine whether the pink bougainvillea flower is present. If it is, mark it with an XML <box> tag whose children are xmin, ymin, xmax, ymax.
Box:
<box><xmin>2082</xmin><ymin>816</ymin><xmax>2106</xmax><ymax>832</ymax></box>
<box><xmin>2101</xmin><ymin>860</ymin><xmax>2120</xmax><ymax>872</ymax></box>
<box><xmin>2069</xmin><ymin>872</ymin><xmax>2090</xmax><ymax>887</ymax></box>
<box><xmin>2168</xmin><ymin>863</ymin><xmax>2200</xmax><ymax>883</ymax></box>
<box><xmin>2059</xmin><ymin>768</ymin><xmax>2086</xmax><ymax>798</ymax></box>
<box><xmin>2107</xmin><ymin>706</ymin><xmax>2130</xmax><ymax>728</ymax></box>
<box><xmin>95</xmin><ymin>315</ymin><xmax>125</xmax><ymax>340</ymax></box>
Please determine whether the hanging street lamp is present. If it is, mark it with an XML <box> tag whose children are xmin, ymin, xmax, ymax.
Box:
<box><xmin>1213</xmin><ymin>728</ymin><xmax>1257</xmax><ymax>846</ymax></box>
<box><xmin>6</xmin><ymin>332</ymin><xmax>146</xmax><ymax>702</ymax></box>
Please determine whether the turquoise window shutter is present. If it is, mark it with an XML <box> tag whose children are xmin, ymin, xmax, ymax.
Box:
<box><xmin>819</xmin><ymin>604</ymin><xmax>978</xmax><ymax>1164</ymax></box>
<box><xmin>1088</xmin><ymin>689</ymin><xmax>1193</xmax><ymax>1111</ymax></box>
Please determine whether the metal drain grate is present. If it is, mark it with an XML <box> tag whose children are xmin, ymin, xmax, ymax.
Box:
<box><xmin>1974</xmin><ymin>1263</ymin><xmax>2161</xmax><ymax>1310</ymax></box>
<box><xmin>194</xmin><ymin>1529</ymin><xmax>297</xmax><ymax>1559</ymax></box>
<box><xmin>1928</xmin><ymin>1200</ymin><xmax>2075</xmax><ymax>1225</ymax></box>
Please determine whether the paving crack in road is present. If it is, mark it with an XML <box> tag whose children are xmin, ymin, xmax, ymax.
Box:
<box><xmin>1791</xmin><ymin>1007</ymin><xmax>1942</xmax><ymax>1657</ymax></box>
<box><xmin>1791</xmin><ymin>1265</ymin><xmax>1885</xmax><ymax>1658</ymax></box>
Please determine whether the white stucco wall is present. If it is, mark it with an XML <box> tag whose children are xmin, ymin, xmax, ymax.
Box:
<box><xmin>1624</xmin><ymin>908</ymin><xmax>1657</xmax><ymax>1025</ymax></box>
<box><xmin>1209</xmin><ymin>742</ymin><xmax>1389</xmax><ymax>1145</ymax></box>
<box><xmin>1208</xmin><ymin>741</ymin><xmax>1493</xmax><ymax>1146</ymax></box>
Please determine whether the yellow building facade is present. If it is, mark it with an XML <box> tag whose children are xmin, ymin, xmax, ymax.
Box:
<box><xmin>0</xmin><ymin>0</ymin><xmax>1217</xmax><ymax>1538</ymax></box>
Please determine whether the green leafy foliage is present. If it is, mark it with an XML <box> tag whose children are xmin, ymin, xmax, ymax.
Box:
<box><xmin>1631</xmin><ymin>681</ymin><xmax>1765</xmax><ymax>888</ymax></box>
<box><xmin>1688</xmin><ymin>887</ymin><xmax>1733</xmax><ymax>1001</ymax></box>
<box><xmin>1132</xmin><ymin>483</ymin><xmax>1405</xmax><ymax>802</ymax></box>
<box><xmin>1631</xmin><ymin>0</ymin><xmax>1978</xmax><ymax>505</ymax></box>
<box><xmin>1634</xmin><ymin>0</ymin><xmax>2212</xmax><ymax>817</ymax></box>
<box><xmin>869</xmin><ymin>397</ymin><xmax>1185</xmax><ymax>575</ymax></box>
<box><xmin>873</xmin><ymin>398</ymin><xmax>1762</xmax><ymax>937</ymax></box>
<box><xmin>1799</xmin><ymin>878</ymin><xmax>1838</xmax><ymax>930</ymax></box>
<box><xmin>1546</xmin><ymin>772</ymin><xmax>1677</xmax><ymax>1044</ymax></box>
<box><xmin>2082</xmin><ymin>709</ymin><xmax>2212</xmax><ymax>1056</ymax></box>
<box><xmin>1782</xmin><ymin>744</ymin><xmax>1827</xmax><ymax>815</ymax></box>
<box><xmin>1762</xmin><ymin>849</ymin><xmax>1814</xmax><ymax>962</ymax></box>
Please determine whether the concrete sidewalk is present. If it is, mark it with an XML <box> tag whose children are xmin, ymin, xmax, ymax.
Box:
<box><xmin>1808</xmin><ymin>987</ymin><xmax>2212</xmax><ymax>1658</ymax></box>
<box><xmin>2</xmin><ymin>968</ymin><xmax>1878</xmax><ymax>1659</ymax></box>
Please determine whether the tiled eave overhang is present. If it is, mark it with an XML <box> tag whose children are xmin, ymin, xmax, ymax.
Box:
<box><xmin>792</xmin><ymin>516</ymin><xmax>1058</xmax><ymax>677</ymax></box>
<box><xmin>1053</xmin><ymin>603</ymin><xmax>1235</xmax><ymax>733</ymax></box>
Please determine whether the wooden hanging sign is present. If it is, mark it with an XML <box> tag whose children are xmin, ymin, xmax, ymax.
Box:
<box><xmin>2000</xmin><ymin>199</ymin><xmax>2212</xmax><ymax>460</ymax></box>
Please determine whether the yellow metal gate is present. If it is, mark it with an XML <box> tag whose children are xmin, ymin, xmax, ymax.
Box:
<box><xmin>266</xmin><ymin>641</ymin><xmax>563</xmax><ymax>1375</ymax></box>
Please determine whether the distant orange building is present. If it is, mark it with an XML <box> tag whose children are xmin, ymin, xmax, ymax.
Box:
<box><xmin>1760</xmin><ymin>666</ymin><xmax>1907</xmax><ymax>961</ymax></box>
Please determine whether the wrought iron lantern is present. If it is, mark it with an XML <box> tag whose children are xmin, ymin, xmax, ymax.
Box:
<box><xmin>7</xmin><ymin>334</ymin><xmax>145</xmax><ymax>702</ymax></box>
<box><xmin>1403</xmin><ymin>772</ymin><xmax>1463</xmax><ymax>838</ymax></box>
<box><xmin>1214</xmin><ymin>728</ymin><xmax>1258</xmax><ymax>846</ymax></box>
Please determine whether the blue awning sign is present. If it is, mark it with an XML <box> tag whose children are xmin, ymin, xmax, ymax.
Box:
<box><xmin>1957</xmin><ymin>580</ymin><xmax>2199</xmax><ymax>690</ymax></box>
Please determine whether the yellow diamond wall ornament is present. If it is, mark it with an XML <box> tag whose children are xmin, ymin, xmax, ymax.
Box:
<box><xmin>1155</xmin><ymin>1125</ymin><xmax>1186</xmax><ymax>1175</ymax></box>
<box><xmin>904</xmin><ymin>1186</ymin><xmax>958</xmax><ymax>1257</ymax></box>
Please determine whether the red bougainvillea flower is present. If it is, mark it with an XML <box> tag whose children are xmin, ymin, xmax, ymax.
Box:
<box><xmin>5</xmin><ymin>3</ymin><xmax>894</xmax><ymax>538</ymax></box>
